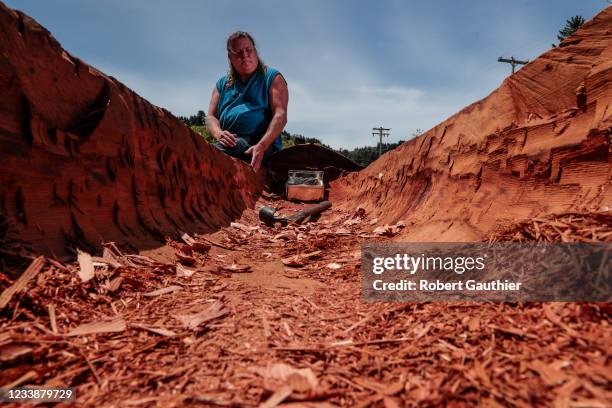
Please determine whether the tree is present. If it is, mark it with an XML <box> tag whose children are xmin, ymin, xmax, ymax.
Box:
<box><xmin>177</xmin><ymin>110</ymin><xmax>206</xmax><ymax>126</ymax></box>
<box><xmin>557</xmin><ymin>15</ymin><xmax>586</xmax><ymax>42</ymax></box>
<box><xmin>196</xmin><ymin>110</ymin><xmax>206</xmax><ymax>126</ymax></box>
<box><xmin>334</xmin><ymin>140</ymin><xmax>405</xmax><ymax>167</ymax></box>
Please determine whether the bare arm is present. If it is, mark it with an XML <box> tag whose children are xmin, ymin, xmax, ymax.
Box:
<box><xmin>206</xmin><ymin>86</ymin><xmax>237</xmax><ymax>147</ymax></box>
<box><xmin>246</xmin><ymin>74</ymin><xmax>288</xmax><ymax>171</ymax></box>
<box><xmin>258</xmin><ymin>74</ymin><xmax>288</xmax><ymax>150</ymax></box>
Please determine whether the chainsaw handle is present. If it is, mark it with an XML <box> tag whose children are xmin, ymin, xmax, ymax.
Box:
<box><xmin>287</xmin><ymin>201</ymin><xmax>332</xmax><ymax>223</ymax></box>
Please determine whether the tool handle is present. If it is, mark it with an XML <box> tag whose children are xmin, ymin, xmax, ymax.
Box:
<box><xmin>288</xmin><ymin>201</ymin><xmax>332</xmax><ymax>223</ymax></box>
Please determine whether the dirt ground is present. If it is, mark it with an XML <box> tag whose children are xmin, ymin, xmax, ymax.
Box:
<box><xmin>0</xmin><ymin>196</ymin><xmax>610</xmax><ymax>407</ymax></box>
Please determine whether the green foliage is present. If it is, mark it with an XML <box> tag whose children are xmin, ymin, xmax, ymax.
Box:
<box><xmin>557</xmin><ymin>15</ymin><xmax>585</xmax><ymax>42</ymax></box>
<box><xmin>281</xmin><ymin>131</ymin><xmax>296</xmax><ymax>149</ymax></box>
<box><xmin>178</xmin><ymin>110</ymin><xmax>206</xmax><ymax>126</ymax></box>
<box><xmin>280</xmin><ymin>130</ymin><xmax>325</xmax><ymax>149</ymax></box>
<box><xmin>190</xmin><ymin>125</ymin><xmax>214</xmax><ymax>143</ymax></box>
<box><xmin>177</xmin><ymin>110</ymin><xmax>212</xmax><ymax>142</ymax></box>
<box><xmin>336</xmin><ymin>141</ymin><xmax>405</xmax><ymax>167</ymax></box>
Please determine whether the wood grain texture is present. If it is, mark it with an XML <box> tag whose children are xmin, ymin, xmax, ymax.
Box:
<box><xmin>331</xmin><ymin>7</ymin><xmax>612</xmax><ymax>241</ymax></box>
<box><xmin>0</xmin><ymin>2</ymin><xmax>261</xmax><ymax>256</ymax></box>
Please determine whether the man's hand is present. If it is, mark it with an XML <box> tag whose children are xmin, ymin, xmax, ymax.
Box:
<box><xmin>245</xmin><ymin>143</ymin><xmax>266</xmax><ymax>172</ymax></box>
<box><xmin>251</xmin><ymin>75</ymin><xmax>287</xmax><ymax>170</ymax></box>
<box><xmin>215</xmin><ymin>130</ymin><xmax>238</xmax><ymax>147</ymax></box>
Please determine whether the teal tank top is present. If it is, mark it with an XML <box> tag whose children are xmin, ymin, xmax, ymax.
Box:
<box><xmin>216</xmin><ymin>66</ymin><xmax>283</xmax><ymax>150</ymax></box>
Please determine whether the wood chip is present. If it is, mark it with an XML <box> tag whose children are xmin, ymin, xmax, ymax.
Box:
<box><xmin>198</xmin><ymin>236</ymin><xmax>236</xmax><ymax>251</ymax></box>
<box><xmin>528</xmin><ymin>360</ymin><xmax>568</xmax><ymax>386</ymax></box>
<box><xmin>67</xmin><ymin>317</ymin><xmax>126</xmax><ymax>336</ymax></box>
<box><xmin>219</xmin><ymin>264</ymin><xmax>252</xmax><ymax>273</ymax></box>
<box><xmin>107</xmin><ymin>276</ymin><xmax>123</xmax><ymax>292</ymax></box>
<box><xmin>230</xmin><ymin>222</ymin><xmax>253</xmax><ymax>232</ymax></box>
<box><xmin>0</xmin><ymin>344</ymin><xmax>33</xmax><ymax>362</ymax></box>
<box><xmin>1</xmin><ymin>370</ymin><xmax>38</xmax><ymax>388</ymax></box>
<box><xmin>181</xmin><ymin>233</ymin><xmax>211</xmax><ymax>253</ymax></box>
<box><xmin>144</xmin><ymin>285</ymin><xmax>182</xmax><ymax>297</ymax></box>
<box><xmin>48</xmin><ymin>303</ymin><xmax>58</xmax><ymax>334</ymax></box>
<box><xmin>131</xmin><ymin>323</ymin><xmax>176</xmax><ymax>337</ymax></box>
<box><xmin>282</xmin><ymin>256</ymin><xmax>305</xmax><ymax>267</ymax></box>
<box><xmin>176</xmin><ymin>264</ymin><xmax>196</xmax><ymax>277</ymax></box>
<box><xmin>102</xmin><ymin>246</ymin><xmax>127</xmax><ymax>266</ymax></box>
<box><xmin>0</xmin><ymin>256</ymin><xmax>45</xmax><ymax>310</ymax></box>
<box><xmin>489</xmin><ymin>324</ymin><xmax>538</xmax><ymax>339</ymax></box>
<box><xmin>174</xmin><ymin>300</ymin><xmax>229</xmax><ymax>330</ymax></box>
<box><xmin>181</xmin><ymin>232</ymin><xmax>196</xmax><ymax>246</ymax></box>
<box><xmin>260</xmin><ymin>386</ymin><xmax>293</xmax><ymax>408</ymax></box>
<box><xmin>77</xmin><ymin>250</ymin><xmax>95</xmax><ymax>282</ymax></box>
<box><xmin>258</xmin><ymin>363</ymin><xmax>319</xmax><ymax>393</ymax></box>
<box><xmin>326</xmin><ymin>263</ymin><xmax>342</xmax><ymax>269</ymax></box>
<box><xmin>175</xmin><ymin>251</ymin><xmax>196</xmax><ymax>265</ymax></box>
<box><xmin>91</xmin><ymin>255</ymin><xmax>122</xmax><ymax>268</ymax></box>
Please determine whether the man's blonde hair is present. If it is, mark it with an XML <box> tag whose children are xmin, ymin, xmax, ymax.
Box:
<box><xmin>225</xmin><ymin>31</ymin><xmax>266</xmax><ymax>87</ymax></box>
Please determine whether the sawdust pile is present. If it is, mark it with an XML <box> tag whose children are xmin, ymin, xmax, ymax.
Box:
<box><xmin>1</xmin><ymin>201</ymin><xmax>610</xmax><ymax>406</ymax></box>
<box><xmin>488</xmin><ymin>212</ymin><xmax>612</xmax><ymax>243</ymax></box>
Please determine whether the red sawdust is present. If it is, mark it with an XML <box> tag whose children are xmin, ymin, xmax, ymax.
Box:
<box><xmin>1</xmin><ymin>202</ymin><xmax>610</xmax><ymax>407</ymax></box>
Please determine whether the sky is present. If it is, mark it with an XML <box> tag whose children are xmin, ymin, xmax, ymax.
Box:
<box><xmin>5</xmin><ymin>0</ymin><xmax>610</xmax><ymax>149</ymax></box>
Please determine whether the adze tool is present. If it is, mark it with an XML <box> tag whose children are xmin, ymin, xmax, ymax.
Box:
<box><xmin>259</xmin><ymin>201</ymin><xmax>332</xmax><ymax>227</ymax></box>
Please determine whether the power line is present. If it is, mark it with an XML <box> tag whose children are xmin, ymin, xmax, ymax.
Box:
<box><xmin>372</xmin><ymin>126</ymin><xmax>390</xmax><ymax>157</ymax></box>
<box><xmin>497</xmin><ymin>56</ymin><xmax>529</xmax><ymax>74</ymax></box>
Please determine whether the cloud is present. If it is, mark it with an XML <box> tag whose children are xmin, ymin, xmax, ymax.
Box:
<box><xmin>287</xmin><ymin>80</ymin><xmax>479</xmax><ymax>149</ymax></box>
<box><xmin>12</xmin><ymin>0</ymin><xmax>604</xmax><ymax>151</ymax></box>
<box><xmin>94</xmin><ymin>58</ymin><xmax>501</xmax><ymax>151</ymax></box>
<box><xmin>91</xmin><ymin>62</ymin><xmax>216</xmax><ymax>117</ymax></box>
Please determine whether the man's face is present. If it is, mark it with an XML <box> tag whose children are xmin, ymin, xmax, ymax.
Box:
<box><xmin>229</xmin><ymin>37</ymin><xmax>258</xmax><ymax>79</ymax></box>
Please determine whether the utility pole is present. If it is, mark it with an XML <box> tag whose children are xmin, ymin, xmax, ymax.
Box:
<box><xmin>372</xmin><ymin>126</ymin><xmax>390</xmax><ymax>157</ymax></box>
<box><xmin>497</xmin><ymin>56</ymin><xmax>529</xmax><ymax>74</ymax></box>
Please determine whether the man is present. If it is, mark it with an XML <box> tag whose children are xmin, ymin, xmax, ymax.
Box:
<box><xmin>206</xmin><ymin>31</ymin><xmax>288</xmax><ymax>172</ymax></box>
